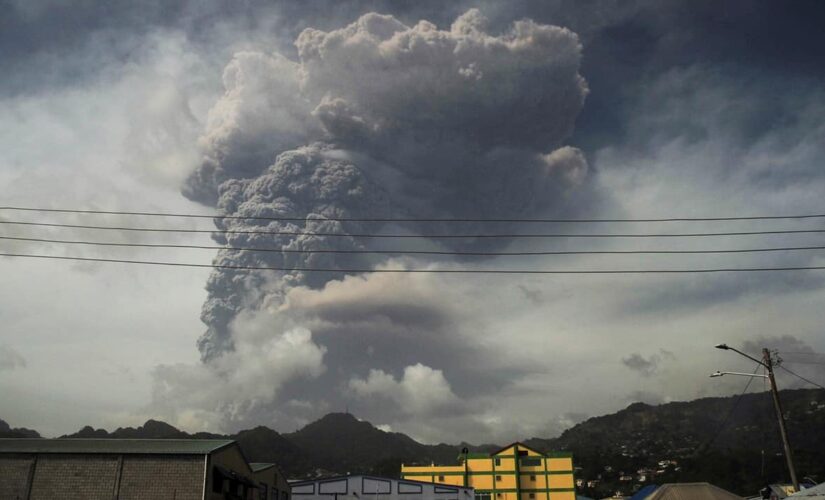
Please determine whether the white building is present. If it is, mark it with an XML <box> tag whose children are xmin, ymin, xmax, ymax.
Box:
<box><xmin>291</xmin><ymin>475</ymin><xmax>474</xmax><ymax>500</ymax></box>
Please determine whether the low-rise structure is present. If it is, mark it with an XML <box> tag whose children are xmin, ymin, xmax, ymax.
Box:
<box><xmin>0</xmin><ymin>438</ymin><xmax>290</xmax><ymax>500</ymax></box>
<box><xmin>401</xmin><ymin>443</ymin><xmax>575</xmax><ymax>500</ymax></box>
<box><xmin>290</xmin><ymin>474</ymin><xmax>473</xmax><ymax>500</ymax></box>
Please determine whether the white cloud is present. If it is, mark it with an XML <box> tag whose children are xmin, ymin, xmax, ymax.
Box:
<box><xmin>151</xmin><ymin>316</ymin><xmax>326</xmax><ymax>432</ymax></box>
<box><xmin>349</xmin><ymin>363</ymin><xmax>459</xmax><ymax>415</ymax></box>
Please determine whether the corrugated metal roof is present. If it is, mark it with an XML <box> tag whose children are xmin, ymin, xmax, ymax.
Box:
<box><xmin>789</xmin><ymin>482</ymin><xmax>825</xmax><ymax>498</ymax></box>
<box><xmin>250</xmin><ymin>462</ymin><xmax>276</xmax><ymax>472</ymax></box>
<box><xmin>0</xmin><ymin>438</ymin><xmax>235</xmax><ymax>455</ymax></box>
<box><xmin>645</xmin><ymin>483</ymin><xmax>743</xmax><ymax>500</ymax></box>
<box><xmin>631</xmin><ymin>484</ymin><xmax>659</xmax><ymax>500</ymax></box>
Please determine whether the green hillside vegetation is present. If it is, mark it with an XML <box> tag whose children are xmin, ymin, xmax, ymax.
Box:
<box><xmin>3</xmin><ymin>388</ymin><xmax>823</xmax><ymax>496</ymax></box>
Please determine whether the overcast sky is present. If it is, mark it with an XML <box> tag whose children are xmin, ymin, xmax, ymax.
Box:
<box><xmin>2</xmin><ymin>0</ymin><xmax>825</xmax><ymax>444</ymax></box>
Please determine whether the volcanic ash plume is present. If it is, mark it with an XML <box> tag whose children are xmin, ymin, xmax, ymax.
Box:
<box><xmin>172</xmin><ymin>9</ymin><xmax>590</xmax><ymax>426</ymax></box>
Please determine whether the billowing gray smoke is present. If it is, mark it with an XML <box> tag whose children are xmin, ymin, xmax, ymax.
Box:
<box><xmin>183</xmin><ymin>9</ymin><xmax>589</xmax><ymax>362</ymax></box>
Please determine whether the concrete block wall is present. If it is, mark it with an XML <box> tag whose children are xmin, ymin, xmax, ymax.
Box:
<box><xmin>29</xmin><ymin>454</ymin><xmax>119</xmax><ymax>500</ymax></box>
<box><xmin>0</xmin><ymin>456</ymin><xmax>34</xmax><ymax>500</ymax></box>
<box><xmin>118</xmin><ymin>454</ymin><xmax>204</xmax><ymax>500</ymax></box>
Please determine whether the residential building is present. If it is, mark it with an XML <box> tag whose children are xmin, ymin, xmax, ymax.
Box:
<box><xmin>400</xmin><ymin>443</ymin><xmax>575</xmax><ymax>500</ymax></box>
<box><xmin>290</xmin><ymin>474</ymin><xmax>473</xmax><ymax>500</ymax></box>
<box><xmin>0</xmin><ymin>438</ymin><xmax>290</xmax><ymax>500</ymax></box>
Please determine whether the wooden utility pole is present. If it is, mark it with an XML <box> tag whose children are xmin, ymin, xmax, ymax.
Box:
<box><xmin>762</xmin><ymin>348</ymin><xmax>799</xmax><ymax>492</ymax></box>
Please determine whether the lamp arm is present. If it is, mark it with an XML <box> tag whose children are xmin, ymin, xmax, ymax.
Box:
<box><xmin>727</xmin><ymin>347</ymin><xmax>769</xmax><ymax>368</ymax></box>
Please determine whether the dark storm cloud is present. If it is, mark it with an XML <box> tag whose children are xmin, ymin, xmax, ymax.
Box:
<box><xmin>619</xmin><ymin>271</ymin><xmax>825</xmax><ymax>319</ymax></box>
<box><xmin>741</xmin><ymin>335</ymin><xmax>815</xmax><ymax>357</ymax></box>
<box><xmin>601</xmin><ymin>63</ymin><xmax>825</xmax><ymax>317</ymax></box>
<box><xmin>152</xmin><ymin>7</ymin><xmax>592</xmax><ymax>435</ymax></box>
<box><xmin>0</xmin><ymin>0</ymin><xmax>477</xmax><ymax>98</ymax></box>
<box><xmin>186</xmin><ymin>8</ymin><xmax>590</xmax><ymax>365</ymax></box>
<box><xmin>277</xmin><ymin>271</ymin><xmax>531</xmax><ymax>398</ymax></box>
<box><xmin>626</xmin><ymin>390</ymin><xmax>665</xmax><ymax>405</ymax></box>
<box><xmin>478</xmin><ymin>0</ymin><xmax>825</xmax><ymax>151</ymax></box>
<box><xmin>0</xmin><ymin>0</ymin><xmax>198</xmax><ymax>96</ymax></box>
<box><xmin>738</xmin><ymin>335</ymin><xmax>825</xmax><ymax>390</ymax></box>
<box><xmin>11</xmin><ymin>0</ymin><xmax>825</xmax><ymax>441</ymax></box>
<box><xmin>622</xmin><ymin>350</ymin><xmax>675</xmax><ymax>377</ymax></box>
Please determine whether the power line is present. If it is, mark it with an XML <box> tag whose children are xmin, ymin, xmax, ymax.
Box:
<box><xmin>704</xmin><ymin>364</ymin><xmax>763</xmax><ymax>450</ymax></box>
<box><xmin>777</xmin><ymin>351</ymin><xmax>825</xmax><ymax>357</ymax></box>
<box><xmin>6</xmin><ymin>235</ymin><xmax>825</xmax><ymax>257</ymax></box>
<box><xmin>4</xmin><ymin>220</ymin><xmax>825</xmax><ymax>239</ymax></box>
<box><xmin>4</xmin><ymin>205</ymin><xmax>825</xmax><ymax>223</ymax></box>
<box><xmin>778</xmin><ymin>365</ymin><xmax>825</xmax><ymax>390</ymax></box>
<box><xmin>779</xmin><ymin>360</ymin><xmax>825</xmax><ymax>366</ymax></box>
<box><xmin>3</xmin><ymin>251</ymin><xmax>825</xmax><ymax>274</ymax></box>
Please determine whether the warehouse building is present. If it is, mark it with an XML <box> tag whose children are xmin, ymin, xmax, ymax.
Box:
<box><xmin>290</xmin><ymin>474</ymin><xmax>474</xmax><ymax>500</ymax></box>
<box><xmin>0</xmin><ymin>438</ymin><xmax>291</xmax><ymax>500</ymax></box>
<box><xmin>401</xmin><ymin>443</ymin><xmax>575</xmax><ymax>500</ymax></box>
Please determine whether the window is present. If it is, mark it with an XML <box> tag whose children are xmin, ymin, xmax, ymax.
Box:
<box><xmin>475</xmin><ymin>494</ymin><xmax>492</xmax><ymax>500</ymax></box>
<box><xmin>439</xmin><ymin>475</ymin><xmax>445</xmax><ymax>482</ymax></box>
<box><xmin>520</xmin><ymin>458</ymin><xmax>541</xmax><ymax>467</ymax></box>
<box><xmin>497</xmin><ymin>494</ymin><xmax>502</xmax><ymax>498</ymax></box>
<box><xmin>495</xmin><ymin>476</ymin><xmax>502</xmax><ymax>482</ymax></box>
<box><xmin>272</xmin><ymin>488</ymin><xmax>279</xmax><ymax>500</ymax></box>
<box><xmin>530</xmin><ymin>476</ymin><xmax>536</xmax><ymax>482</ymax></box>
<box><xmin>518</xmin><ymin>451</ymin><xmax>528</xmax><ymax>457</ymax></box>
<box><xmin>494</xmin><ymin>458</ymin><xmax>501</xmax><ymax>466</ymax></box>
<box><xmin>212</xmin><ymin>475</ymin><xmax>223</xmax><ymax>493</ymax></box>
<box><xmin>529</xmin><ymin>494</ymin><xmax>535</xmax><ymax>499</ymax></box>
<box><xmin>260</xmin><ymin>483</ymin><xmax>269</xmax><ymax>499</ymax></box>
<box><xmin>282</xmin><ymin>491</ymin><xmax>289</xmax><ymax>500</ymax></box>
<box><xmin>212</xmin><ymin>467</ymin><xmax>226</xmax><ymax>493</ymax></box>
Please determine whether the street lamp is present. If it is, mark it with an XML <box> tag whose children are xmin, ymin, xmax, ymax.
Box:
<box><xmin>712</xmin><ymin>343</ymin><xmax>799</xmax><ymax>491</ymax></box>
<box><xmin>709</xmin><ymin>370</ymin><xmax>769</xmax><ymax>379</ymax></box>
<box><xmin>714</xmin><ymin>344</ymin><xmax>768</xmax><ymax>366</ymax></box>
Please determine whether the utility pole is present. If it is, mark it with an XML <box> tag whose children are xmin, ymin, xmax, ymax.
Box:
<box><xmin>712</xmin><ymin>343</ymin><xmax>801</xmax><ymax>492</ymax></box>
<box><xmin>762</xmin><ymin>348</ymin><xmax>799</xmax><ymax>492</ymax></box>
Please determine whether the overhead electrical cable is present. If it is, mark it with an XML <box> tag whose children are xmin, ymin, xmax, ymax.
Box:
<box><xmin>4</xmin><ymin>235</ymin><xmax>825</xmax><ymax>256</ymax></box>
<box><xmin>4</xmin><ymin>220</ymin><xmax>825</xmax><ymax>239</ymax></box>
<box><xmin>778</xmin><ymin>365</ymin><xmax>825</xmax><ymax>390</ymax></box>
<box><xmin>2</xmin><ymin>252</ymin><xmax>825</xmax><ymax>274</ymax></box>
<box><xmin>702</xmin><ymin>364</ymin><xmax>762</xmax><ymax>450</ymax></box>
<box><xmin>3</xmin><ymin>205</ymin><xmax>825</xmax><ymax>223</ymax></box>
<box><xmin>777</xmin><ymin>351</ymin><xmax>825</xmax><ymax>357</ymax></box>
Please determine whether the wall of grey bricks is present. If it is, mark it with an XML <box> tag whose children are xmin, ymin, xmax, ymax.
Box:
<box><xmin>0</xmin><ymin>456</ymin><xmax>34</xmax><ymax>500</ymax></box>
<box><xmin>0</xmin><ymin>451</ymin><xmax>265</xmax><ymax>499</ymax></box>
<box><xmin>118</xmin><ymin>454</ymin><xmax>204</xmax><ymax>500</ymax></box>
<box><xmin>29</xmin><ymin>454</ymin><xmax>119</xmax><ymax>500</ymax></box>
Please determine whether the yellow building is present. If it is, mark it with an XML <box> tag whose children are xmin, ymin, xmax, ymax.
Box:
<box><xmin>401</xmin><ymin>443</ymin><xmax>575</xmax><ymax>500</ymax></box>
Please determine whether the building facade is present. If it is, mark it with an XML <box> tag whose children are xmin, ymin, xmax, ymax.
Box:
<box><xmin>0</xmin><ymin>438</ymin><xmax>291</xmax><ymax>500</ymax></box>
<box><xmin>401</xmin><ymin>443</ymin><xmax>575</xmax><ymax>500</ymax></box>
<box><xmin>290</xmin><ymin>474</ymin><xmax>474</xmax><ymax>500</ymax></box>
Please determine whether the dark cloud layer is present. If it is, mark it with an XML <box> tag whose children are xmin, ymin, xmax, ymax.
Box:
<box><xmin>187</xmin><ymin>9</ymin><xmax>590</xmax><ymax>364</ymax></box>
<box><xmin>5</xmin><ymin>0</ymin><xmax>825</xmax><ymax>442</ymax></box>
<box><xmin>150</xmin><ymin>7</ymin><xmax>593</xmax><ymax>436</ymax></box>
<box><xmin>622</xmin><ymin>350</ymin><xmax>675</xmax><ymax>377</ymax></box>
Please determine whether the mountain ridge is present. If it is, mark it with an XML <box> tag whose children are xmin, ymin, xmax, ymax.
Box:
<box><xmin>3</xmin><ymin>388</ymin><xmax>824</xmax><ymax>495</ymax></box>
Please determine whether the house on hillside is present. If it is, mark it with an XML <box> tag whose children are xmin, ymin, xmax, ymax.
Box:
<box><xmin>401</xmin><ymin>442</ymin><xmax>575</xmax><ymax>500</ymax></box>
<box><xmin>0</xmin><ymin>438</ymin><xmax>291</xmax><ymax>500</ymax></box>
